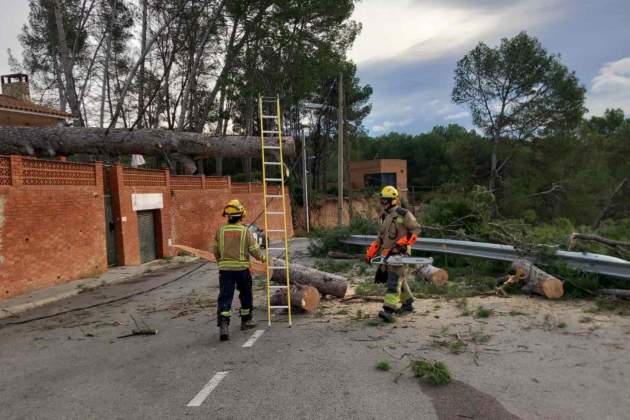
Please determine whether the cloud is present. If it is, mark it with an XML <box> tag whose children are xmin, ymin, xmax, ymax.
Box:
<box><xmin>350</xmin><ymin>0</ymin><xmax>568</xmax><ymax>65</ymax></box>
<box><xmin>372</xmin><ymin>119</ymin><xmax>413</xmax><ymax>133</ymax></box>
<box><xmin>586</xmin><ymin>57</ymin><xmax>630</xmax><ymax>116</ymax></box>
<box><xmin>351</xmin><ymin>0</ymin><xmax>574</xmax><ymax>134</ymax></box>
<box><xmin>444</xmin><ymin>111</ymin><xmax>470</xmax><ymax>120</ymax></box>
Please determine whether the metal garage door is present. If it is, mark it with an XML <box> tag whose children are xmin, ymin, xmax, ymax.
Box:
<box><xmin>137</xmin><ymin>210</ymin><xmax>157</xmax><ymax>263</ymax></box>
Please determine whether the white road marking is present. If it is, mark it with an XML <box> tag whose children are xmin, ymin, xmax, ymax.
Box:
<box><xmin>187</xmin><ymin>371</ymin><xmax>229</xmax><ymax>407</ymax></box>
<box><xmin>242</xmin><ymin>329</ymin><xmax>265</xmax><ymax>348</ymax></box>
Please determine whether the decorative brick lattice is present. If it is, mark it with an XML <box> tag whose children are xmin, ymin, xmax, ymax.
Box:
<box><xmin>171</xmin><ymin>175</ymin><xmax>203</xmax><ymax>190</ymax></box>
<box><xmin>123</xmin><ymin>168</ymin><xmax>166</xmax><ymax>187</ymax></box>
<box><xmin>205</xmin><ymin>176</ymin><xmax>230</xmax><ymax>190</ymax></box>
<box><xmin>0</xmin><ymin>156</ymin><xmax>11</xmax><ymax>185</ymax></box>
<box><xmin>22</xmin><ymin>158</ymin><xmax>96</xmax><ymax>186</ymax></box>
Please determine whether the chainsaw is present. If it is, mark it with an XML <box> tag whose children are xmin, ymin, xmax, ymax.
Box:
<box><xmin>370</xmin><ymin>255</ymin><xmax>433</xmax><ymax>267</ymax></box>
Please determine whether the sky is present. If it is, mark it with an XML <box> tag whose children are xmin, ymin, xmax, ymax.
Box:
<box><xmin>349</xmin><ymin>0</ymin><xmax>630</xmax><ymax>134</ymax></box>
<box><xmin>1</xmin><ymin>0</ymin><xmax>629</xmax><ymax>135</ymax></box>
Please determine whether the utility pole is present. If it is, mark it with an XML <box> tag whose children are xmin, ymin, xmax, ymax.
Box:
<box><xmin>302</xmin><ymin>129</ymin><xmax>310</xmax><ymax>233</ymax></box>
<box><xmin>337</xmin><ymin>72</ymin><xmax>344</xmax><ymax>226</ymax></box>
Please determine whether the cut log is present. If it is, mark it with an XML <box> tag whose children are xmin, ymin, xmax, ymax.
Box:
<box><xmin>270</xmin><ymin>285</ymin><xmax>321</xmax><ymax>312</ymax></box>
<box><xmin>271</xmin><ymin>259</ymin><xmax>348</xmax><ymax>298</ymax></box>
<box><xmin>0</xmin><ymin>127</ymin><xmax>295</xmax><ymax>173</ymax></box>
<box><xmin>415</xmin><ymin>265</ymin><xmax>449</xmax><ymax>286</ymax></box>
<box><xmin>505</xmin><ymin>259</ymin><xmax>564</xmax><ymax>299</ymax></box>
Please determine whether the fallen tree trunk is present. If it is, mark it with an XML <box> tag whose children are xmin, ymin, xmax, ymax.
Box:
<box><xmin>499</xmin><ymin>259</ymin><xmax>564</xmax><ymax>299</ymax></box>
<box><xmin>271</xmin><ymin>259</ymin><xmax>348</xmax><ymax>298</ymax></box>
<box><xmin>415</xmin><ymin>265</ymin><xmax>449</xmax><ymax>286</ymax></box>
<box><xmin>599</xmin><ymin>289</ymin><xmax>630</xmax><ymax>299</ymax></box>
<box><xmin>270</xmin><ymin>285</ymin><xmax>321</xmax><ymax>312</ymax></box>
<box><xmin>0</xmin><ymin>127</ymin><xmax>295</xmax><ymax>173</ymax></box>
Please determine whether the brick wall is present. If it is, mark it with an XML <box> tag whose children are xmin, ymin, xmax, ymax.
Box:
<box><xmin>0</xmin><ymin>156</ymin><xmax>294</xmax><ymax>299</ymax></box>
<box><xmin>349</xmin><ymin>159</ymin><xmax>407</xmax><ymax>196</ymax></box>
<box><xmin>0</xmin><ymin>156</ymin><xmax>107</xmax><ymax>298</ymax></box>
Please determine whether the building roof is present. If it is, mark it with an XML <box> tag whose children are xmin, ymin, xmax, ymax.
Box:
<box><xmin>0</xmin><ymin>94</ymin><xmax>72</xmax><ymax>118</ymax></box>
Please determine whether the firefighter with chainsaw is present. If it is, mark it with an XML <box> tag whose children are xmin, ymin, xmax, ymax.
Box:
<box><xmin>211</xmin><ymin>199</ymin><xmax>266</xmax><ymax>341</ymax></box>
<box><xmin>365</xmin><ymin>186</ymin><xmax>420</xmax><ymax>322</ymax></box>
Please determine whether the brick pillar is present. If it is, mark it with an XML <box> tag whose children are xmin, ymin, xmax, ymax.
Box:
<box><xmin>9</xmin><ymin>155</ymin><xmax>23</xmax><ymax>186</ymax></box>
<box><xmin>201</xmin><ymin>175</ymin><xmax>206</xmax><ymax>190</ymax></box>
<box><xmin>109</xmin><ymin>165</ymin><xmax>132</xmax><ymax>265</ymax></box>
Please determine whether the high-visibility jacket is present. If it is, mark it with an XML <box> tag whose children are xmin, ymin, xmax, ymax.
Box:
<box><xmin>211</xmin><ymin>223</ymin><xmax>265</xmax><ymax>271</ymax></box>
<box><xmin>377</xmin><ymin>206</ymin><xmax>420</xmax><ymax>254</ymax></box>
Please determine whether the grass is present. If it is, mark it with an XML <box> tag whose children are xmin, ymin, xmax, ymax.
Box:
<box><xmin>356</xmin><ymin>281</ymin><xmax>385</xmax><ymax>297</ymax></box>
<box><xmin>412</xmin><ymin>359</ymin><xmax>452</xmax><ymax>385</ymax></box>
<box><xmin>448</xmin><ymin>339</ymin><xmax>466</xmax><ymax>354</ymax></box>
<box><xmin>579</xmin><ymin>316</ymin><xmax>593</xmax><ymax>323</ymax></box>
<box><xmin>470</xmin><ymin>328</ymin><xmax>491</xmax><ymax>344</ymax></box>
<box><xmin>584</xmin><ymin>297</ymin><xmax>630</xmax><ymax>316</ymax></box>
<box><xmin>508</xmin><ymin>309</ymin><xmax>528</xmax><ymax>316</ymax></box>
<box><xmin>366</xmin><ymin>319</ymin><xmax>380</xmax><ymax>327</ymax></box>
<box><xmin>336</xmin><ymin>309</ymin><xmax>348</xmax><ymax>315</ymax></box>
<box><xmin>474</xmin><ymin>306</ymin><xmax>492</xmax><ymax>318</ymax></box>
<box><xmin>375</xmin><ymin>361</ymin><xmax>391</xmax><ymax>371</ymax></box>
<box><xmin>556</xmin><ymin>321</ymin><xmax>567</xmax><ymax>328</ymax></box>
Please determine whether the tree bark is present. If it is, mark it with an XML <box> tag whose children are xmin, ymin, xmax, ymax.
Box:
<box><xmin>0</xmin><ymin>127</ymin><xmax>295</xmax><ymax>171</ymax></box>
<box><xmin>415</xmin><ymin>265</ymin><xmax>449</xmax><ymax>286</ymax></box>
<box><xmin>271</xmin><ymin>260</ymin><xmax>348</xmax><ymax>298</ymax></box>
<box><xmin>53</xmin><ymin>0</ymin><xmax>84</xmax><ymax>126</ymax></box>
<box><xmin>137</xmin><ymin>0</ymin><xmax>148</xmax><ymax>128</ymax></box>
<box><xmin>504</xmin><ymin>259</ymin><xmax>564</xmax><ymax>299</ymax></box>
<box><xmin>270</xmin><ymin>285</ymin><xmax>320</xmax><ymax>312</ymax></box>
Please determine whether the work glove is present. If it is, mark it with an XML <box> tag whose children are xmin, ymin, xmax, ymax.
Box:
<box><xmin>395</xmin><ymin>233</ymin><xmax>417</xmax><ymax>255</ymax></box>
<box><xmin>365</xmin><ymin>240</ymin><xmax>379</xmax><ymax>264</ymax></box>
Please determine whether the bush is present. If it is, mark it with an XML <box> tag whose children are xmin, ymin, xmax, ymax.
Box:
<box><xmin>308</xmin><ymin>216</ymin><xmax>378</xmax><ymax>257</ymax></box>
<box><xmin>412</xmin><ymin>359</ymin><xmax>452</xmax><ymax>385</ymax></box>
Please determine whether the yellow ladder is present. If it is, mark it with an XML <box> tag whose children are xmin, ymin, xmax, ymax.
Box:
<box><xmin>258</xmin><ymin>95</ymin><xmax>292</xmax><ymax>327</ymax></box>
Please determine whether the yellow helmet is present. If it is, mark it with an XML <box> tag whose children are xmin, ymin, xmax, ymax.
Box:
<box><xmin>380</xmin><ymin>185</ymin><xmax>399</xmax><ymax>200</ymax></box>
<box><xmin>223</xmin><ymin>199</ymin><xmax>247</xmax><ymax>217</ymax></box>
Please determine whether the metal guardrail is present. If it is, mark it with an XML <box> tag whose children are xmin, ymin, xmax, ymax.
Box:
<box><xmin>343</xmin><ymin>235</ymin><xmax>630</xmax><ymax>280</ymax></box>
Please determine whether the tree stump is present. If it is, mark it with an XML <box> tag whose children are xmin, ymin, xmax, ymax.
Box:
<box><xmin>416</xmin><ymin>265</ymin><xmax>449</xmax><ymax>286</ymax></box>
<box><xmin>269</xmin><ymin>285</ymin><xmax>321</xmax><ymax>312</ymax></box>
<box><xmin>501</xmin><ymin>259</ymin><xmax>564</xmax><ymax>299</ymax></box>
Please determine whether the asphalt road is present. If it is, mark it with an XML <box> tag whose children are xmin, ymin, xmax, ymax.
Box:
<box><xmin>0</xmin><ymin>261</ymin><xmax>443</xmax><ymax>419</ymax></box>
<box><xmin>4</xmin><ymin>256</ymin><xmax>616</xmax><ymax>420</ymax></box>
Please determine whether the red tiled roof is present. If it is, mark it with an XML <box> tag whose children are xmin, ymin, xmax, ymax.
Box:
<box><xmin>0</xmin><ymin>94</ymin><xmax>72</xmax><ymax>118</ymax></box>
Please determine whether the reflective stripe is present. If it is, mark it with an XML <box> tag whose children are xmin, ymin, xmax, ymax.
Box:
<box><xmin>249</xmin><ymin>244</ymin><xmax>260</xmax><ymax>251</ymax></box>
<box><xmin>218</xmin><ymin>225</ymin><xmax>225</xmax><ymax>256</ymax></box>
<box><xmin>383</xmin><ymin>293</ymin><xmax>400</xmax><ymax>306</ymax></box>
<box><xmin>220</xmin><ymin>311</ymin><xmax>231</xmax><ymax>317</ymax></box>
<box><xmin>218</xmin><ymin>260</ymin><xmax>250</xmax><ymax>270</ymax></box>
<box><xmin>240</xmin><ymin>308</ymin><xmax>251</xmax><ymax>315</ymax></box>
<box><xmin>240</xmin><ymin>228</ymin><xmax>246</xmax><ymax>262</ymax></box>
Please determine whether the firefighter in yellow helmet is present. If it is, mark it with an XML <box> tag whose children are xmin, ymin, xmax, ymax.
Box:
<box><xmin>364</xmin><ymin>186</ymin><xmax>420</xmax><ymax>322</ymax></box>
<box><xmin>211</xmin><ymin>199</ymin><xmax>266</xmax><ymax>341</ymax></box>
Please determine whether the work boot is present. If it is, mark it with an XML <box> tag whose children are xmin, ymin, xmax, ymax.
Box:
<box><xmin>241</xmin><ymin>318</ymin><xmax>257</xmax><ymax>331</ymax></box>
<box><xmin>219</xmin><ymin>319</ymin><xmax>229</xmax><ymax>341</ymax></box>
<box><xmin>398</xmin><ymin>300</ymin><xmax>414</xmax><ymax>315</ymax></box>
<box><xmin>378</xmin><ymin>308</ymin><xmax>395</xmax><ymax>323</ymax></box>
